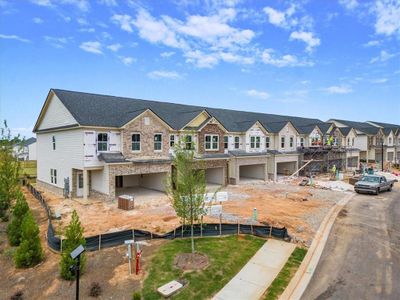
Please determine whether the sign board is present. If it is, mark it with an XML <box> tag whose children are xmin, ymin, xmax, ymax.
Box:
<box><xmin>216</xmin><ymin>191</ymin><xmax>228</xmax><ymax>202</ymax></box>
<box><xmin>204</xmin><ymin>205</ymin><xmax>222</xmax><ymax>216</ymax></box>
<box><xmin>203</xmin><ymin>193</ymin><xmax>215</xmax><ymax>203</ymax></box>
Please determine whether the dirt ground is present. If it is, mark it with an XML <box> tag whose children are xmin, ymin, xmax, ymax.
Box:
<box><xmin>0</xmin><ymin>189</ymin><xmax>164</xmax><ymax>300</ymax></box>
<box><xmin>35</xmin><ymin>178</ymin><xmax>349</xmax><ymax>246</ymax></box>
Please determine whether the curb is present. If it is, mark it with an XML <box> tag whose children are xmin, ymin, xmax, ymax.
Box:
<box><xmin>278</xmin><ymin>192</ymin><xmax>355</xmax><ymax>300</ymax></box>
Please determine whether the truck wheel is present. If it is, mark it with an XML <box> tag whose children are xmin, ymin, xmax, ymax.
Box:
<box><xmin>375</xmin><ymin>188</ymin><xmax>380</xmax><ymax>195</ymax></box>
<box><xmin>389</xmin><ymin>185</ymin><xmax>392</xmax><ymax>192</ymax></box>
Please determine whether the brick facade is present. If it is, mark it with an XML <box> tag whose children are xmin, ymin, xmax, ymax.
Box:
<box><xmin>121</xmin><ymin>110</ymin><xmax>170</xmax><ymax>159</ymax></box>
<box><xmin>198</xmin><ymin>123</ymin><xmax>226</xmax><ymax>154</ymax></box>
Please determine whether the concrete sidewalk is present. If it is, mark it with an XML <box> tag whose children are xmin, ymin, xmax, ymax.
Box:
<box><xmin>213</xmin><ymin>239</ymin><xmax>296</xmax><ymax>300</ymax></box>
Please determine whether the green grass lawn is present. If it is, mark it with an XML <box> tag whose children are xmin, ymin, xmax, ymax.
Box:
<box><xmin>263</xmin><ymin>247</ymin><xmax>307</xmax><ymax>300</ymax></box>
<box><xmin>141</xmin><ymin>235</ymin><xmax>265</xmax><ymax>300</ymax></box>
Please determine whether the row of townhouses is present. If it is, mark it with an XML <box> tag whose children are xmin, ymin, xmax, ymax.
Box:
<box><xmin>33</xmin><ymin>89</ymin><xmax>400</xmax><ymax>201</ymax></box>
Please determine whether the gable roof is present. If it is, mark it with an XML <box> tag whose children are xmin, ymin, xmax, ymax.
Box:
<box><xmin>36</xmin><ymin>89</ymin><xmax>331</xmax><ymax>133</ymax></box>
<box><xmin>329</xmin><ymin>119</ymin><xmax>382</xmax><ymax>135</ymax></box>
<box><xmin>367</xmin><ymin>121</ymin><xmax>400</xmax><ymax>135</ymax></box>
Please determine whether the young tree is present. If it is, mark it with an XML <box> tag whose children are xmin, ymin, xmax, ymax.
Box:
<box><xmin>165</xmin><ymin>135</ymin><xmax>206</xmax><ymax>254</ymax></box>
<box><xmin>14</xmin><ymin>211</ymin><xmax>44</xmax><ymax>268</ymax></box>
<box><xmin>7</xmin><ymin>190</ymin><xmax>29</xmax><ymax>246</ymax></box>
<box><xmin>0</xmin><ymin>120</ymin><xmax>21</xmax><ymax>221</ymax></box>
<box><xmin>60</xmin><ymin>210</ymin><xmax>86</xmax><ymax>280</ymax></box>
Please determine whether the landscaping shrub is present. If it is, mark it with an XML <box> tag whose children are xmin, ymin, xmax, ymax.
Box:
<box><xmin>132</xmin><ymin>292</ymin><xmax>141</xmax><ymax>300</ymax></box>
<box><xmin>14</xmin><ymin>211</ymin><xmax>43</xmax><ymax>268</ymax></box>
<box><xmin>7</xmin><ymin>190</ymin><xmax>29</xmax><ymax>246</ymax></box>
<box><xmin>60</xmin><ymin>210</ymin><xmax>86</xmax><ymax>280</ymax></box>
<box><xmin>89</xmin><ymin>282</ymin><xmax>102</xmax><ymax>297</ymax></box>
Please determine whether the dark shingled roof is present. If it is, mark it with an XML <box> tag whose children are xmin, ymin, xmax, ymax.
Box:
<box><xmin>51</xmin><ymin>89</ymin><xmax>327</xmax><ymax>133</ymax></box>
<box><xmin>98</xmin><ymin>152</ymin><xmax>128</xmax><ymax>163</ymax></box>
<box><xmin>367</xmin><ymin>121</ymin><xmax>400</xmax><ymax>135</ymax></box>
<box><xmin>331</xmin><ymin>119</ymin><xmax>381</xmax><ymax>135</ymax></box>
<box><xmin>337</xmin><ymin>127</ymin><xmax>352</xmax><ymax>136</ymax></box>
<box><xmin>229</xmin><ymin>150</ymin><xmax>269</xmax><ymax>157</ymax></box>
<box><xmin>23</xmin><ymin>137</ymin><xmax>36</xmax><ymax>146</ymax></box>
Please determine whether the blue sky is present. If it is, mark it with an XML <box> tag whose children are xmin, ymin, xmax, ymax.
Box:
<box><xmin>0</xmin><ymin>0</ymin><xmax>399</xmax><ymax>138</ymax></box>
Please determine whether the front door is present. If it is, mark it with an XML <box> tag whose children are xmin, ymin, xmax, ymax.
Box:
<box><xmin>76</xmin><ymin>172</ymin><xmax>83</xmax><ymax>197</ymax></box>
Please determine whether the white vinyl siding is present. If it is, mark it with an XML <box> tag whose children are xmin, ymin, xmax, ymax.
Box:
<box><xmin>37</xmin><ymin>94</ymin><xmax>77</xmax><ymax>130</ymax></box>
<box><xmin>37</xmin><ymin>129</ymin><xmax>84</xmax><ymax>189</ymax></box>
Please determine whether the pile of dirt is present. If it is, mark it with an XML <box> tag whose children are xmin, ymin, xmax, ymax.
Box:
<box><xmin>174</xmin><ymin>253</ymin><xmax>209</xmax><ymax>271</ymax></box>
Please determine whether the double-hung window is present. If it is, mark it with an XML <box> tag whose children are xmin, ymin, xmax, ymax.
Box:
<box><xmin>250</xmin><ymin>136</ymin><xmax>260</xmax><ymax>149</ymax></box>
<box><xmin>154</xmin><ymin>134</ymin><xmax>162</xmax><ymax>151</ymax></box>
<box><xmin>50</xmin><ymin>169</ymin><xmax>57</xmax><ymax>184</ymax></box>
<box><xmin>169</xmin><ymin>135</ymin><xmax>175</xmax><ymax>147</ymax></box>
<box><xmin>281</xmin><ymin>136</ymin><xmax>285</xmax><ymax>148</ymax></box>
<box><xmin>290</xmin><ymin>136</ymin><xmax>294</xmax><ymax>148</ymax></box>
<box><xmin>300</xmin><ymin>137</ymin><xmax>304</xmax><ymax>147</ymax></box>
<box><xmin>234</xmin><ymin>136</ymin><xmax>240</xmax><ymax>149</ymax></box>
<box><xmin>224</xmin><ymin>136</ymin><xmax>228</xmax><ymax>149</ymax></box>
<box><xmin>97</xmin><ymin>133</ymin><xmax>108</xmax><ymax>152</ymax></box>
<box><xmin>132</xmin><ymin>134</ymin><xmax>140</xmax><ymax>151</ymax></box>
<box><xmin>265</xmin><ymin>136</ymin><xmax>270</xmax><ymax>149</ymax></box>
<box><xmin>52</xmin><ymin>136</ymin><xmax>56</xmax><ymax>150</ymax></box>
<box><xmin>185</xmin><ymin>135</ymin><xmax>193</xmax><ymax>150</ymax></box>
<box><xmin>205</xmin><ymin>135</ymin><xmax>219</xmax><ymax>150</ymax></box>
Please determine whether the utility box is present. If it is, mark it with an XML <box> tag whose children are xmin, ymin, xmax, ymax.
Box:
<box><xmin>118</xmin><ymin>195</ymin><xmax>134</xmax><ymax>210</ymax></box>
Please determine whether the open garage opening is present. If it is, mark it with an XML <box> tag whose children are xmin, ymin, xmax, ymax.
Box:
<box><xmin>115</xmin><ymin>172</ymin><xmax>168</xmax><ymax>201</ymax></box>
<box><xmin>277</xmin><ymin>161</ymin><xmax>297</xmax><ymax>176</ymax></box>
<box><xmin>205</xmin><ymin>167</ymin><xmax>225</xmax><ymax>191</ymax></box>
<box><xmin>239</xmin><ymin>164</ymin><xmax>266</xmax><ymax>184</ymax></box>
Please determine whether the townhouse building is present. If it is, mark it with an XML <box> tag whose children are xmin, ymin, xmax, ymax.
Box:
<box><xmin>33</xmin><ymin>89</ymin><xmax>398</xmax><ymax>201</ymax></box>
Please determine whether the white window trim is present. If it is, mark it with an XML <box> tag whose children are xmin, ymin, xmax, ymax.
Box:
<box><xmin>50</xmin><ymin>168</ymin><xmax>57</xmax><ymax>185</ymax></box>
<box><xmin>290</xmin><ymin>136</ymin><xmax>294</xmax><ymax>148</ymax></box>
<box><xmin>280</xmin><ymin>136</ymin><xmax>285</xmax><ymax>149</ymax></box>
<box><xmin>52</xmin><ymin>136</ymin><xmax>56</xmax><ymax>151</ymax></box>
<box><xmin>154</xmin><ymin>133</ymin><xmax>163</xmax><ymax>152</ymax></box>
<box><xmin>205</xmin><ymin>134</ymin><xmax>219</xmax><ymax>151</ymax></box>
<box><xmin>250</xmin><ymin>136</ymin><xmax>261</xmax><ymax>149</ymax></box>
<box><xmin>265</xmin><ymin>136</ymin><xmax>270</xmax><ymax>149</ymax></box>
<box><xmin>169</xmin><ymin>134</ymin><xmax>175</xmax><ymax>147</ymax></box>
<box><xmin>97</xmin><ymin>132</ymin><xmax>109</xmax><ymax>152</ymax></box>
<box><xmin>234</xmin><ymin>136</ymin><xmax>240</xmax><ymax>149</ymax></box>
<box><xmin>131</xmin><ymin>132</ymin><xmax>141</xmax><ymax>152</ymax></box>
<box><xmin>223</xmin><ymin>136</ymin><xmax>228</xmax><ymax>149</ymax></box>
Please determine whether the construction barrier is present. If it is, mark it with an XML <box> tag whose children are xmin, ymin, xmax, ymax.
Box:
<box><xmin>27</xmin><ymin>184</ymin><xmax>290</xmax><ymax>252</ymax></box>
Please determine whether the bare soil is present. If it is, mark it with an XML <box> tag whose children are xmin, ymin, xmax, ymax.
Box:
<box><xmin>0</xmin><ymin>188</ymin><xmax>164</xmax><ymax>300</ymax></box>
<box><xmin>174</xmin><ymin>252</ymin><xmax>209</xmax><ymax>271</ymax></box>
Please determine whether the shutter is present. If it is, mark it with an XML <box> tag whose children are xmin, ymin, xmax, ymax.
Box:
<box><xmin>109</xmin><ymin>132</ymin><xmax>121</xmax><ymax>152</ymax></box>
<box><xmin>84</xmin><ymin>131</ymin><xmax>97</xmax><ymax>161</ymax></box>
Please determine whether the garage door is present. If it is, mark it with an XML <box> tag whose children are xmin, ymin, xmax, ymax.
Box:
<box><xmin>239</xmin><ymin>164</ymin><xmax>265</xmax><ymax>180</ymax></box>
<box><xmin>121</xmin><ymin>173</ymin><xmax>168</xmax><ymax>192</ymax></box>
<box><xmin>205</xmin><ymin>167</ymin><xmax>224</xmax><ymax>185</ymax></box>
<box><xmin>277</xmin><ymin>161</ymin><xmax>297</xmax><ymax>176</ymax></box>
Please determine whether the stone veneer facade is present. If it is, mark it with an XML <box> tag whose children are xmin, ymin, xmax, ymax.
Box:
<box><xmin>198</xmin><ymin>123</ymin><xmax>226</xmax><ymax>154</ymax></box>
<box><xmin>121</xmin><ymin>110</ymin><xmax>170</xmax><ymax>159</ymax></box>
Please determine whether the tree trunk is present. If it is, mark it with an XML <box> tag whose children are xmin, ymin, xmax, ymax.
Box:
<box><xmin>191</xmin><ymin>221</ymin><xmax>194</xmax><ymax>254</ymax></box>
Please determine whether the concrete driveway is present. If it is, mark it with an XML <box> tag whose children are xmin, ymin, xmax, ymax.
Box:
<box><xmin>302</xmin><ymin>184</ymin><xmax>400</xmax><ymax>300</ymax></box>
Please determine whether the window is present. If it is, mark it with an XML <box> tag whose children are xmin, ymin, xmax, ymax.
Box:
<box><xmin>347</xmin><ymin>137</ymin><xmax>350</xmax><ymax>146</ymax></box>
<box><xmin>224</xmin><ymin>136</ymin><xmax>228</xmax><ymax>149</ymax></box>
<box><xmin>281</xmin><ymin>136</ymin><xmax>285</xmax><ymax>148</ymax></box>
<box><xmin>97</xmin><ymin>133</ymin><xmax>108</xmax><ymax>152</ymax></box>
<box><xmin>131</xmin><ymin>134</ymin><xmax>140</xmax><ymax>151</ymax></box>
<box><xmin>250</xmin><ymin>136</ymin><xmax>261</xmax><ymax>149</ymax></box>
<box><xmin>389</xmin><ymin>137</ymin><xmax>392</xmax><ymax>144</ymax></box>
<box><xmin>265</xmin><ymin>136</ymin><xmax>270</xmax><ymax>149</ymax></box>
<box><xmin>52</xmin><ymin>136</ymin><xmax>56</xmax><ymax>150</ymax></box>
<box><xmin>234</xmin><ymin>136</ymin><xmax>240</xmax><ymax>149</ymax></box>
<box><xmin>300</xmin><ymin>137</ymin><xmax>304</xmax><ymax>147</ymax></box>
<box><xmin>170</xmin><ymin>135</ymin><xmax>175</xmax><ymax>147</ymax></box>
<box><xmin>205</xmin><ymin>135</ymin><xmax>219</xmax><ymax>150</ymax></box>
<box><xmin>185</xmin><ymin>135</ymin><xmax>193</xmax><ymax>150</ymax></box>
<box><xmin>352</xmin><ymin>138</ymin><xmax>355</xmax><ymax>146</ymax></box>
<box><xmin>154</xmin><ymin>134</ymin><xmax>162</xmax><ymax>151</ymax></box>
<box><xmin>290</xmin><ymin>137</ymin><xmax>294</xmax><ymax>148</ymax></box>
<box><xmin>50</xmin><ymin>169</ymin><xmax>57</xmax><ymax>184</ymax></box>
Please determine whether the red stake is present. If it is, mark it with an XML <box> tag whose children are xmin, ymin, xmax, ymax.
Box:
<box><xmin>136</xmin><ymin>250</ymin><xmax>142</xmax><ymax>275</ymax></box>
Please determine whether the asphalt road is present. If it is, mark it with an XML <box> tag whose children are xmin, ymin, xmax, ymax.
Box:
<box><xmin>302</xmin><ymin>184</ymin><xmax>400</xmax><ymax>300</ymax></box>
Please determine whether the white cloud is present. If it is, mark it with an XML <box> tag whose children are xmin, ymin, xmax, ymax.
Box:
<box><xmin>246</xmin><ymin>89</ymin><xmax>270</xmax><ymax>100</ymax></box>
<box><xmin>111</xmin><ymin>14</ymin><xmax>134</xmax><ymax>33</ymax></box>
<box><xmin>44</xmin><ymin>36</ymin><xmax>70</xmax><ymax>48</ymax></box>
<box><xmin>339</xmin><ymin>0</ymin><xmax>359</xmax><ymax>10</ymax></box>
<box><xmin>30</xmin><ymin>0</ymin><xmax>52</xmax><ymax>6</ymax></box>
<box><xmin>363</xmin><ymin>40</ymin><xmax>380</xmax><ymax>47</ymax></box>
<box><xmin>370</xmin><ymin>50</ymin><xmax>396</xmax><ymax>63</ymax></box>
<box><xmin>323</xmin><ymin>85</ymin><xmax>353</xmax><ymax>94</ymax></box>
<box><xmin>147</xmin><ymin>70</ymin><xmax>182</xmax><ymax>79</ymax></box>
<box><xmin>33</xmin><ymin>17</ymin><xmax>43</xmax><ymax>24</ymax></box>
<box><xmin>261</xmin><ymin>49</ymin><xmax>312</xmax><ymax>67</ymax></box>
<box><xmin>289</xmin><ymin>31</ymin><xmax>320</xmax><ymax>52</ymax></box>
<box><xmin>374</xmin><ymin>0</ymin><xmax>400</xmax><ymax>36</ymax></box>
<box><xmin>160</xmin><ymin>51</ymin><xmax>175</xmax><ymax>57</ymax></box>
<box><xmin>107</xmin><ymin>43</ymin><xmax>121</xmax><ymax>52</ymax></box>
<box><xmin>263</xmin><ymin>5</ymin><xmax>296</xmax><ymax>29</ymax></box>
<box><xmin>79</xmin><ymin>41</ymin><xmax>102</xmax><ymax>54</ymax></box>
<box><xmin>119</xmin><ymin>56</ymin><xmax>134</xmax><ymax>65</ymax></box>
<box><xmin>98</xmin><ymin>0</ymin><xmax>117</xmax><ymax>6</ymax></box>
<box><xmin>77</xmin><ymin>18</ymin><xmax>88</xmax><ymax>26</ymax></box>
<box><xmin>184</xmin><ymin>50</ymin><xmax>219</xmax><ymax>68</ymax></box>
<box><xmin>370</xmin><ymin>78</ymin><xmax>388</xmax><ymax>83</ymax></box>
<box><xmin>0</xmin><ymin>34</ymin><xmax>30</xmax><ymax>43</ymax></box>
<box><xmin>79</xmin><ymin>27</ymin><xmax>95</xmax><ymax>33</ymax></box>
<box><xmin>61</xmin><ymin>0</ymin><xmax>90</xmax><ymax>11</ymax></box>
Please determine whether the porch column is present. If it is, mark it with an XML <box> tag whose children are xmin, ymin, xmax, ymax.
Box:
<box><xmin>83</xmin><ymin>169</ymin><xmax>89</xmax><ymax>200</ymax></box>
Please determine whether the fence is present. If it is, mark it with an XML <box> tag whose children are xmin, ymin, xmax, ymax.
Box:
<box><xmin>27</xmin><ymin>184</ymin><xmax>290</xmax><ymax>252</ymax></box>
